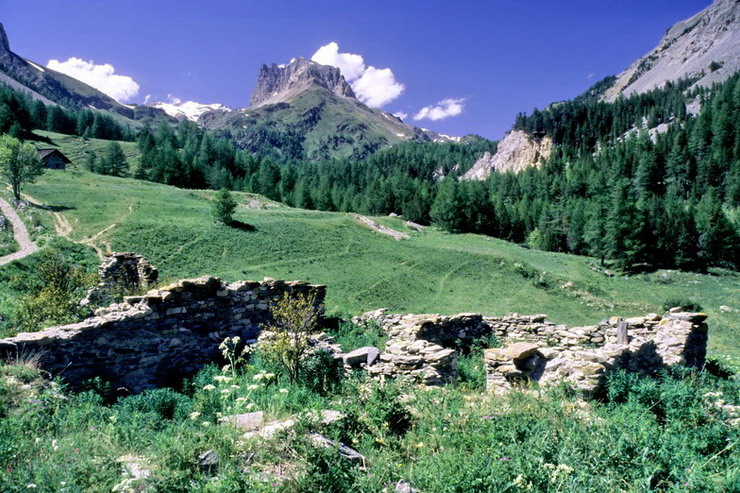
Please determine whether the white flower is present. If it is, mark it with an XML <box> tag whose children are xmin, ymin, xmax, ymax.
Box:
<box><xmin>246</xmin><ymin>403</ymin><xmax>256</xmax><ymax>410</ymax></box>
<box><xmin>26</xmin><ymin>484</ymin><xmax>37</xmax><ymax>489</ymax></box>
<box><xmin>247</xmin><ymin>384</ymin><xmax>259</xmax><ymax>391</ymax></box>
<box><xmin>201</xmin><ymin>421</ymin><xmax>211</xmax><ymax>427</ymax></box>
<box><xmin>235</xmin><ymin>397</ymin><xmax>248</xmax><ymax>403</ymax></box>
<box><xmin>252</xmin><ymin>373</ymin><xmax>264</xmax><ymax>381</ymax></box>
<box><xmin>52</xmin><ymin>439</ymin><xmax>59</xmax><ymax>451</ymax></box>
<box><xmin>213</xmin><ymin>375</ymin><xmax>232</xmax><ymax>383</ymax></box>
<box><xmin>230</xmin><ymin>384</ymin><xmax>240</xmax><ymax>389</ymax></box>
<box><xmin>189</xmin><ymin>412</ymin><xmax>201</xmax><ymax>420</ymax></box>
<box><xmin>221</xmin><ymin>389</ymin><xmax>231</xmax><ymax>395</ymax></box>
<box><xmin>278</xmin><ymin>388</ymin><xmax>289</xmax><ymax>394</ymax></box>
<box><xmin>221</xmin><ymin>364</ymin><xmax>231</xmax><ymax>373</ymax></box>
<box><xmin>203</xmin><ymin>384</ymin><xmax>216</xmax><ymax>391</ymax></box>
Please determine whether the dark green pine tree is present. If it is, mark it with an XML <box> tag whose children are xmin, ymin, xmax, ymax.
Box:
<box><xmin>430</xmin><ymin>178</ymin><xmax>465</xmax><ymax>233</ymax></box>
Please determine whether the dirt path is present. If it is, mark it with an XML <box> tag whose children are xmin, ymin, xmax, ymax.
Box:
<box><xmin>0</xmin><ymin>198</ymin><xmax>39</xmax><ymax>266</ymax></box>
<box><xmin>354</xmin><ymin>214</ymin><xmax>410</xmax><ymax>240</ymax></box>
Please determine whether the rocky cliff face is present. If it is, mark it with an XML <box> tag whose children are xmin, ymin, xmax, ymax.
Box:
<box><xmin>463</xmin><ymin>130</ymin><xmax>553</xmax><ymax>180</ymax></box>
<box><xmin>250</xmin><ymin>57</ymin><xmax>356</xmax><ymax>107</ymax></box>
<box><xmin>604</xmin><ymin>0</ymin><xmax>739</xmax><ymax>101</ymax></box>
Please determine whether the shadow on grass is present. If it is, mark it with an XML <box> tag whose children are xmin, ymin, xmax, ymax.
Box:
<box><xmin>228</xmin><ymin>220</ymin><xmax>257</xmax><ymax>232</ymax></box>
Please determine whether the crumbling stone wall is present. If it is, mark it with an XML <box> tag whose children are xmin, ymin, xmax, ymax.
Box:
<box><xmin>484</xmin><ymin>310</ymin><xmax>708</xmax><ymax>395</ymax></box>
<box><xmin>82</xmin><ymin>253</ymin><xmax>159</xmax><ymax>307</ymax></box>
<box><xmin>0</xmin><ymin>276</ymin><xmax>325</xmax><ymax>393</ymax></box>
<box><xmin>354</xmin><ymin>308</ymin><xmax>708</xmax><ymax>394</ymax></box>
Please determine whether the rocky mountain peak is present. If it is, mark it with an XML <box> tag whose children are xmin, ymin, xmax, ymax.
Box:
<box><xmin>603</xmin><ymin>0</ymin><xmax>739</xmax><ymax>101</ymax></box>
<box><xmin>0</xmin><ymin>23</ymin><xmax>10</xmax><ymax>54</ymax></box>
<box><xmin>250</xmin><ymin>57</ymin><xmax>356</xmax><ymax>107</ymax></box>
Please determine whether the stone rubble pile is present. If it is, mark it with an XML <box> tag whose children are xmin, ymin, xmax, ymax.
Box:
<box><xmin>353</xmin><ymin>307</ymin><xmax>709</xmax><ymax>396</ymax></box>
<box><xmin>484</xmin><ymin>310</ymin><xmax>708</xmax><ymax>395</ymax></box>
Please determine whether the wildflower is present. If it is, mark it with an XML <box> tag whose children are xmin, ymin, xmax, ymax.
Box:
<box><xmin>201</xmin><ymin>421</ymin><xmax>211</xmax><ymax>427</ymax></box>
<box><xmin>252</xmin><ymin>373</ymin><xmax>265</xmax><ymax>381</ymax></box>
<box><xmin>235</xmin><ymin>397</ymin><xmax>248</xmax><ymax>403</ymax></box>
<box><xmin>230</xmin><ymin>384</ymin><xmax>240</xmax><ymax>389</ymax></box>
<box><xmin>189</xmin><ymin>411</ymin><xmax>202</xmax><ymax>420</ymax></box>
<box><xmin>221</xmin><ymin>364</ymin><xmax>231</xmax><ymax>373</ymax></box>
<box><xmin>60</xmin><ymin>482</ymin><xmax>66</xmax><ymax>487</ymax></box>
<box><xmin>513</xmin><ymin>475</ymin><xmax>525</xmax><ymax>486</ymax></box>
<box><xmin>221</xmin><ymin>389</ymin><xmax>231</xmax><ymax>395</ymax></box>
<box><xmin>278</xmin><ymin>388</ymin><xmax>289</xmax><ymax>394</ymax></box>
<box><xmin>109</xmin><ymin>415</ymin><xmax>117</xmax><ymax>422</ymax></box>
<box><xmin>34</xmin><ymin>438</ymin><xmax>41</xmax><ymax>444</ymax></box>
<box><xmin>245</xmin><ymin>403</ymin><xmax>256</xmax><ymax>410</ymax></box>
<box><xmin>26</xmin><ymin>484</ymin><xmax>37</xmax><ymax>489</ymax></box>
<box><xmin>264</xmin><ymin>373</ymin><xmax>275</xmax><ymax>379</ymax></box>
<box><xmin>415</xmin><ymin>442</ymin><xmax>425</xmax><ymax>448</ymax></box>
<box><xmin>499</xmin><ymin>456</ymin><xmax>509</xmax><ymax>462</ymax></box>
<box><xmin>203</xmin><ymin>384</ymin><xmax>216</xmax><ymax>391</ymax></box>
<box><xmin>247</xmin><ymin>384</ymin><xmax>259</xmax><ymax>391</ymax></box>
<box><xmin>213</xmin><ymin>375</ymin><xmax>232</xmax><ymax>383</ymax></box>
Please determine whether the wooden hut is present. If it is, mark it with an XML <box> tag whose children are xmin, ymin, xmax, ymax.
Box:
<box><xmin>37</xmin><ymin>148</ymin><xmax>70</xmax><ymax>170</ymax></box>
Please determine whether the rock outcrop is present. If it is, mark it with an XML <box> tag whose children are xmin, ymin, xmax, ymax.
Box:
<box><xmin>250</xmin><ymin>57</ymin><xmax>356</xmax><ymax>108</ymax></box>
<box><xmin>463</xmin><ymin>130</ymin><xmax>553</xmax><ymax>180</ymax></box>
<box><xmin>603</xmin><ymin>0</ymin><xmax>740</xmax><ymax>101</ymax></box>
<box><xmin>0</xmin><ymin>276</ymin><xmax>325</xmax><ymax>393</ymax></box>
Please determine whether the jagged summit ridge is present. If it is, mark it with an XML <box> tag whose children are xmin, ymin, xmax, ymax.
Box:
<box><xmin>250</xmin><ymin>57</ymin><xmax>356</xmax><ymax>107</ymax></box>
<box><xmin>0</xmin><ymin>23</ymin><xmax>10</xmax><ymax>54</ymax></box>
<box><xmin>604</xmin><ymin>0</ymin><xmax>740</xmax><ymax>101</ymax></box>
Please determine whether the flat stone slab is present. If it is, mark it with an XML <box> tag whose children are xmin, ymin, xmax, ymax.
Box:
<box><xmin>343</xmin><ymin>346</ymin><xmax>381</xmax><ymax>366</ymax></box>
<box><xmin>505</xmin><ymin>342</ymin><xmax>540</xmax><ymax>360</ymax></box>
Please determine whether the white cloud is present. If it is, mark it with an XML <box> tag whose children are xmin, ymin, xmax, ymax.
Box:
<box><xmin>167</xmin><ymin>94</ymin><xmax>182</xmax><ymax>105</ymax></box>
<box><xmin>393</xmin><ymin>111</ymin><xmax>408</xmax><ymax>121</ymax></box>
<box><xmin>413</xmin><ymin>98</ymin><xmax>465</xmax><ymax>121</ymax></box>
<box><xmin>46</xmin><ymin>57</ymin><xmax>140</xmax><ymax>102</ymax></box>
<box><xmin>312</xmin><ymin>42</ymin><xmax>366</xmax><ymax>81</ymax></box>
<box><xmin>143</xmin><ymin>94</ymin><xmax>153</xmax><ymax>104</ymax></box>
<box><xmin>311</xmin><ymin>42</ymin><xmax>404</xmax><ymax>108</ymax></box>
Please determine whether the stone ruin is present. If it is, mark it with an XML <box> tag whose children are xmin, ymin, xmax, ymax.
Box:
<box><xmin>82</xmin><ymin>252</ymin><xmax>159</xmax><ymax>307</ymax></box>
<box><xmin>0</xmin><ymin>276</ymin><xmax>325</xmax><ymax>393</ymax></box>
<box><xmin>353</xmin><ymin>308</ymin><xmax>708</xmax><ymax>396</ymax></box>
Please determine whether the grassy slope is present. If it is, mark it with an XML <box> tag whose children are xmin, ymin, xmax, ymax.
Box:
<box><xmin>29</xmin><ymin>131</ymin><xmax>141</xmax><ymax>169</ymax></box>
<box><xmin>19</xmin><ymin>169</ymin><xmax>739</xmax><ymax>356</ymax></box>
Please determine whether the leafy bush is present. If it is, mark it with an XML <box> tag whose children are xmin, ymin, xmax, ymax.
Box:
<box><xmin>115</xmin><ymin>388</ymin><xmax>193</xmax><ymax>421</ymax></box>
<box><xmin>299</xmin><ymin>349</ymin><xmax>344</xmax><ymax>395</ymax></box>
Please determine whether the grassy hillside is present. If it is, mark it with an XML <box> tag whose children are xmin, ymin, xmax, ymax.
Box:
<box><xmin>14</xmin><ymin>169</ymin><xmax>739</xmax><ymax>357</ymax></box>
<box><xmin>28</xmin><ymin>130</ymin><xmax>141</xmax><ymax>169</ymax></box>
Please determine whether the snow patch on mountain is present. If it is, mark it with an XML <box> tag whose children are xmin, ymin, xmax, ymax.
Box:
<box><xmin>150</xmin><ymin>101</ymin><xmax>231</xmax><ymax>122</ymax></box>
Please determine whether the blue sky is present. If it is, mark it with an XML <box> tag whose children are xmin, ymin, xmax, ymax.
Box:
<box><xmin>1</xmin><ymin>0</ymin><xmax>711</xmax><ymax>139</ymax></box>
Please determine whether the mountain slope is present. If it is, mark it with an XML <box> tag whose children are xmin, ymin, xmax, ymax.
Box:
<box><xmin>13</xmin><ymin>169</ymin><xmax>738</xmax><ymax>355</ymax></box>
<box><xmin>603</xmin><ymin>0</ymin><xmax>739</xmax><ymax>101</ymax></box>
<box><xmin>200</xmin><ymin>57</ymin><xmax>431</xmax><ymax>161</ymax></box>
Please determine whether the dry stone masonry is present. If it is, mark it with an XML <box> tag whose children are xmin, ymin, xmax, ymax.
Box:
<box><xmin>82</xmin><ymin>252</ymin><xmax>159</xmax><ymax>307</ymax></box>
<box><xmin>0</xmin><ymin>276</ymin><xmax>325</xmax><ymax>393</ymax></box>
<box><xmin>354</xmin><ymin>308</ymin><xmax>708</xmax><ymax>395</ymax></box>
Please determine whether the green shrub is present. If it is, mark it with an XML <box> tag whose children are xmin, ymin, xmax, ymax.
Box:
<box><xmin>115</xmin><ymin>388</ymin><xmax>193</xmax><ymax>421</ymax></box>
<box><xmin>300</xmin><ymin>349</ymin><xmax>344</xmax><ymax>395</ymax></box>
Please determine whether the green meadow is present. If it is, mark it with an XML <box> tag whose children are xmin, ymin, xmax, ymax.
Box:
<box><xmin>9</xmin><ymin>168</ymin><xmax>737</xmax><ymax>357</ymax></box>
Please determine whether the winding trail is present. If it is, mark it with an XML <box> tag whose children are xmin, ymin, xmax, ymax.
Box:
<box><xmin>0</xmin><ymin>198</ymin><xmax>38</xmax><ymax>266</ymax></box>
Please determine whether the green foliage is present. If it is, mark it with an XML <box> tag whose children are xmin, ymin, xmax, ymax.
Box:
<box><xmin>299</xmin><ymin>349</ymin><xmax>345</xmax><ymax>396</ymax></box>
<box><xmin>211</xmin><ymin>187</ymin><xmax>237</xmax><ymax>224</ymax></box>
<box><xmin>327</xmin><ymin>320</ymin><xmax>387</xmax><ymax>352</ymax></box>
<box><xmin>662</xmin><ymin>297</ymin><xmax>704</xmax><ymax>312</ymax></box>
<box><xmin>0</xmin><ymin>133</ymin><xmax>45</xmax><ymax>200</ymax></box>
<box><xmin>260</xmin><ymin>292</ymin><xmax>322</xmax><ymax>383</ymax></box>
<box><xmin>12</xmin><ymin>248</ymin><xmax>96</xmax><ymax>333</ymax></box>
